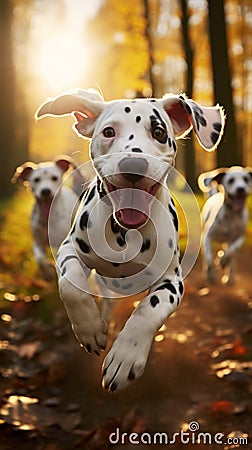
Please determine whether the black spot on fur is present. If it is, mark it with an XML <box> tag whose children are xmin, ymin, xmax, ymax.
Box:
<box><xmin>136</xmin><ymin>116</ymin><xmax>141</xmax><ymax>123</ymax></box>
<box><xmin>193</xmin><ymin>107</ymin><xmax>207</xmax><ymax>130</ymax></box>
<box><xmin>121</xmin><ymin>282</ymin><xmax>133</xmax><ymax>290</ymax></box>
<box><xmin>168</xmin><ymin>238</ymin><xmax>173</xmax><ymax>248</ymax></box>
<box><xmin>152</xmin><ymin>108</ymin><xmax>167</xmax><ymax>130</ymax></box>
<box><xmin>150</xmin><ymin>295</ymin><xmax>159</xmax><ymax>307</ymax></box>
<box><xmin>60</xmin><ymin>255</ymin><xmax>79</xmax><ymax>268</ymax></box>
<box><xmin>179</xmin><ymin>281</ymin><xmax>184</xmax><ymax>295</ymax></box>
<box><xmin>76</xmin><ymin>237</ymin><xmax>90</xmax><ymax>253</ymax></box>
<box><xmin>172</xmin><ymin>141</ymin><xmax>177</xmax><ymax>152</ymax></box>
<box><xmin>125</xmin><ymin>106</ymin><xmax>131</xmax><ymax>113</ymax></box>
<box><xmin>170</xmin><ymin>295</ymin><xmax>174</xmax><ymax>304</ymax></box>
<box><xmin>131</xmin><ymin>147</ymin><xmax>143</xmax><ymax>153</ymax></box>
<box><xmin>185</xmin><ymin>103</ymin><xmax>192</xmax><ymax>115</ymax></box>
<box><xmin>117</xmin><ymin>236</ymin><xmax>125</xmax><ymax>247</ymax></box>
<box><xmin>97</xmin><ymin>178</ymin><xmax>107</xmax><ymax>199</ymax></box>
<box><xmin>168</xmin><ymin>137</ymin><xmax>172</xmax><ymax>147</ymax></box>
<box><xmin>112</xmin><ymin>279</ymin><xmax>120</xmax><ymax>288</ymax></box>
<box><xmin>213</xmin><ymin>122</ymin><xmax>221</xmax><ymax>132</ymax></box>
<box><xmin>128</xmin><ymin>366</ymin><xmax>135</xmax><ymax>380</ymax></box>
<box><xmin>80</xmin><ymin>211</ymin><xmax>90</xmax><ymax>230</ymax></box>
<box><xmin>129</xmin><ymin>134</ymin><xmax>134</xmax><ymax>140</ymax></box>
<box><xmin>111</xmin><ymin>216</ymin><xmax>120</xmax><ymax>233</ymax></box>
<box><xmin>84</xmin><ymin>185</ymin><xmax>96</xmax><ymax>205</ymax></box>
<box><xmin>141</xmin><ymin>239</ymin><xmax>151</xmax><ymax>252</ymax></box>
<box><xmin>169</xmin><ymin>204</ymin><xmax>178</xmax><ymax>231</ymax></box>
<box><xmin>156</xmin><ymin>281</ymin><xmax>177</xmax><ymax>294</ymax></box>
<box><xmin>211</xmin><ymin>131</ymin><xmax>219</xmax><ymax>145</ymax></box>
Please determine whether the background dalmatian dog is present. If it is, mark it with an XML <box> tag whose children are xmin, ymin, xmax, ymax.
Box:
<box><xmin>198</xmin><ymin>166</ymin><xmax>252</xmax><ymax>285</ymax></box>
<box><xmin>36</xmin><ymin>88</ymin><xmax>225</xmax><ymax>392</ymax></box>
<box><xmin>12</xmin><ymin>155</ymin><xmax>84</xmax><ymax>281</ymax></box>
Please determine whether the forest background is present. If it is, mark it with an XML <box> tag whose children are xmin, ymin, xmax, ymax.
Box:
<box><xmin>0</xmin><ymin>0</ymin><xmax>252</xmax><ymax>196</ymax></box>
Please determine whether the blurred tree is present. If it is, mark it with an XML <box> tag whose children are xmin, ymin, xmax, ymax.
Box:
<box><xmin>0</xmin><ymin>0</ymin><xmax>16</xmax><ymax>196</ymax></box>
<box><xmin>142</xmin><ymin>0</ymin><xmax>156</xmax><ymax>97</ymax></box>
<box><xmin>179</xmin><ymin>0</ymin><xmax>197</xmax><ymax>191</ymax></box>
<box><xmin>207</xmin><ymin>0</ymin><xmax>242</xmax><ymax>166</ymax></box>
<box><xmin>0</xmin><ymin>0</ymin><xmax>28</xmax><ymax>197</ymax></box>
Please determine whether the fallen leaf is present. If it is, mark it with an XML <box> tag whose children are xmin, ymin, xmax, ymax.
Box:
<box><xmin>18</xmin><ymin>341</ymin><xmax>42</xmax><ymax>359</ymax></box>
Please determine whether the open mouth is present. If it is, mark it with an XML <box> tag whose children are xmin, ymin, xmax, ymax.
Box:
<box><xmin>37</xmin><ymin>196</ymin><xmax>53</xmax><ymax>218</ymax></box>
<box><xmin>105</xmin><ymin>179</ymin><xmax>160</xmax><ymax>229</ymax></box>
<box><xmin>228</xmin><ymin>193</ymin><xmax>247</xmax><ymax>212</ymax></box>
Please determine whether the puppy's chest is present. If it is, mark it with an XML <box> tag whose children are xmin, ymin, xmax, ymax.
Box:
<box><xmin>71</xmin><ymin>195</ymin><xmax>176</xmax><ymax>278</ymax></box>
<box><xmin>211</xmin><ymin>209</ymin><xmax>246</xmax><ymax>242</ymax></box>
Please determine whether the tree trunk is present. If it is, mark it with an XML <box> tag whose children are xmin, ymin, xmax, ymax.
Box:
<box><xmin>179</xmin><ymin>0</ymin><xmax>198</xmax><ymax>191</ymax></box>
<box><xmin>142</xmin><ymin>0</ymin><xmax>157</xmax><ymax>97</ymax></box>
<box><xmin>207</xmin><ymin>0</ymin><xmax>241</xmax><ymax>166</ymax></box>
<box><xmin>0</xmin><ymin>0</ymin><xmax>16</xmax><ymax>197</ymax></box>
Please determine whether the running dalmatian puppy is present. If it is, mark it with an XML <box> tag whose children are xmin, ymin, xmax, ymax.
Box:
<box><xmin>12</xmin><ymin>156</ymin><xmax>83</xmax><ymax>280</ymax></box>
<box><xmin>198</xmin><ymin>166</ymin><xmax>252</xmax><ymax>285</ymax></box>
<box><xmin>36</xmin><ymin>89</ymin><xmax>225</xmax><ymax>391</ymax></box>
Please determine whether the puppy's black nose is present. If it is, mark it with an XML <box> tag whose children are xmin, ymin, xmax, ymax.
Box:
<box><xmin>41</xmin><ymin>188</ymin><xmax>52</xmax><ymax>197</ymax></box>
<box><xmin>236</xmin><ymin>187</ymin><xmax>245</xmax><ymax>195</ymax></box>
<box><xmin>119</xmin><ymin>157</ymin><xmax>148</xmax><ymax>183</ymax></box>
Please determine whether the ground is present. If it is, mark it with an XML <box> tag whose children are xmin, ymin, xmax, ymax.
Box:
<box><xmin>0</xmin><ymin>191</ymin><xmax>252</xmax><ymax>449</ymax></box>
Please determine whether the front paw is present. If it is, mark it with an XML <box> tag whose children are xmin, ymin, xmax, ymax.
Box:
<box><xmin>102</xmin><ymin>330</ymin><xmax>153</xmax><ymax>392</ymax></box>
<box><xmin>72</xmin><ymin>315</ymin><xmax>108</xmax><ymax>355</ymax></box>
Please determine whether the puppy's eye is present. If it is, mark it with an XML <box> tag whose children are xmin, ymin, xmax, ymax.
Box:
<box><xmin>243</xmin><ymin>175</ymin><xmax>249</xmax><ymax>183</ymax></box>
<box><xmin>152</xmin><ymin>126</ymin><xmax>167</xmax><ymax>144</ymax></box>
<box><xmin>52</xmin><ymin>176</ymin><xmax>58</xmax><ymax>182</ymax></box>
<box><xmin>228</xmin><ymin>177</ymin><xmax>235</xmax><ymax>185</ymax></box>
<box><xmin>103</xmin><ymin>127</ymin><xmax>115</xmax><ymax>138</ymax></box>
<box><xmin>34</xmin><ymin>177</ymin><xmax>40</xmax><ymax>183</ymax></box>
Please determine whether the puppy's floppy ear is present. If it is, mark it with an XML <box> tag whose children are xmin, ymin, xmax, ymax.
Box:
<box><xmin>54</xmin><ymin>155</ymin><xmax>86</xmax><ymax>196</ymax></box>
<box><xmin>35</xmin><ymin>88</ymin><xmax>105</xmax><ymax>138</ymax></box>
<box><xmin>54</xmin><ymin>155</ymin><xmax>76</xmax><ymax>173</ymax></box>
<box><xmin>11</xmin><ymin>162</ymin><xmax>36</xmax><ymax>185</ymax></box>
<box><xmin>198</xmin><ymin>168</ymin><xmax>227</xmax><ymax>193</ymax></box>
<box><xmin>245</xmin><ymin>167</ymin><xmax>252</xmax><ymax>182</ymax></box>
<box><xmin>161</xmin><ymin>94</ymin><xmax>225</xmax><ymax>151</ymax></box>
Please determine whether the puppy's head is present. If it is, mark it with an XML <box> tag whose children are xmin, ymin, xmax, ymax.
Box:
<box><xmin>36</xmin><ymin>89</ymin><xmax>225</xmax><ymax>228</ymax></box>
<box><xmin>198</xmin><ymin>166</ymin><xmax>252</xmax><ymax>212</ymax></box>
<box><xmin>12</xmin><ymin>156</ymin><xmax>75</xmax><ymax>201</ymax></box>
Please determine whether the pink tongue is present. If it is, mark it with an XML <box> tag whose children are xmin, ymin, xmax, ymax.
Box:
<box><xmin>113</xmin><ymin>189</ymin><xmax>150</xmax><ymax>228</ymax></box>
<box><xmin>115</xmin><ymin>209</ymin><xmax>148</xmax><ymax>228</ymax></box>
<box><xmin>234</xmin><ymin>196</ymin><xmax>245</xmax><ymax>212</ymax></box>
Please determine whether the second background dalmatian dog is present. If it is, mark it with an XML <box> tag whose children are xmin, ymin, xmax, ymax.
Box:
<box><xmin>198</xmin><ymin>166</ymin><xmax>252</xmax><ymax>285</ymax></box>
<box><xmin>36</xmin><ymin>88</ymin><xmax>225</xmax><ymax>391</ymax></box>
<box><xmin>12</xmin><ymin>156</ymin><xmax>84</xmax><ymax>281</ymax></box>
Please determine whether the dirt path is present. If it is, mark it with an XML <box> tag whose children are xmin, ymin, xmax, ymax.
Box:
<box><xmin>1</xmin><ymin>249</ymin><xmax>252</xmax><ymax>449</ymax></box>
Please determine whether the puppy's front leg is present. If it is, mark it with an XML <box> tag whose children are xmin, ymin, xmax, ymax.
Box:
<box><xmin>220</xmin><ymin>235</ymin><xmax>244</xmax><ymax>268</ymax></box>
<box><xmin>57</xmin><ymin>241</ymin><xmax>108</xmax><ymax>354</ymax></box>
<box><xmin>202</xmin><ymin>232</ymin><xmax>217</xmax><ymax>284</ymax></box>
<box><xmin>102</xmin><ymin>272</ymin><xmax>184</xmax><ymax>392</ymax></box>
<box><xmin>32</xmin><ymin>222</ymin><xmax>55</xmax><ymax>280</ymax></box>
